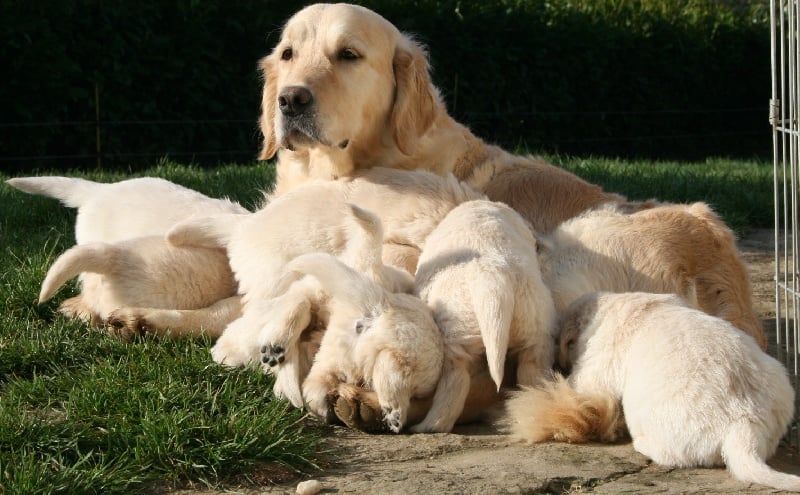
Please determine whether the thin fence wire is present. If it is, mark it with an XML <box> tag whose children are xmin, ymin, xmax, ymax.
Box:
<box><xmin>772</xmin><ymin>0</ymin><xmax>800</xmax><ymax>450</ymax></box>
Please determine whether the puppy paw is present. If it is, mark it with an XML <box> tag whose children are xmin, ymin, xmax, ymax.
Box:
<box><xmin>382</xmin><ymin>407</ymin><xmax>403</xmax><ymax>434</ymax></box>
<box><xmin>260</xmin><ymin>343</ymin><xmax>286</xmax><ymax>367</ymax></box>
<box><xmin>106</xmin><ymin>311</ymin><xmax>149</xmax><ymax>342</ymax></box>
<box><xmin>333</xmin><ymin>383</ymin><xmax>387</xmax><ymax>433</ymax></box>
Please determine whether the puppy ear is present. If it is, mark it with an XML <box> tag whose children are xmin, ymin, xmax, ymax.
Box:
<box><xmin>258</xmin><ymin>55</ymin><xmax>279</xmax><ymax>160</ymax></box>
<box><xmin>391</xmin><ymin>36</ymin><xmax>439</xmax><ymax>156</ymax></box>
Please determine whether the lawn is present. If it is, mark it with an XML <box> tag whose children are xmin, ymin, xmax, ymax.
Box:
<box><xmin>0</xmin><ymin>156</ymin><xmax>773</xmax><ymax>493</ymax></box>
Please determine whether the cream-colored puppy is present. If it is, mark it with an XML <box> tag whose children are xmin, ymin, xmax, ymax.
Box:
<box><xmin>281</xmin><ymin>252</ymin><xmax>443</xmax><ymax>432</ymax></box>
<box><xmin>408</xmin><ymin>200</ymin><xmax>557</xmax><ymax>433</ymax></box>
<box><xmin>251</xmin><ymin>204</ymin><xmax>413</xmax><ymax>409</ymax></box>
<box><xmin>538</xmin><ymin>202</ymin><xmax>765</xmax><ymax>349</ymax></box>
<box><xmin>505</xmin><ymin>291</ymin><xmax>799</xmax><ymax>492</ymax></box>
<box><xmin>6</xmin><ymin>176</ymin><xmax>245</xmax><ymax>333</ymax></box>
<box><xmin>37</xmin><ymin>237</ymin><xmax>235</xmax><ymax>340</ymax></box>
<box><xmin>258</xmin><ymin>3</ymin><xmax>639</xmax><ymax>234</ymax></box>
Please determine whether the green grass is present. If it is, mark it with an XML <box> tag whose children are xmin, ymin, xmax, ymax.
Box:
<box><xmin>0</xmin><ymin>156</ymin><xmax>773</xmax><ymax>493</ymax></box>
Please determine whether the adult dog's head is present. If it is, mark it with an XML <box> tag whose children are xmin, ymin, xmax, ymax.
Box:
<box><xmin>257</xmin><ymin>3</ymin><xmax>439</xmax><ymax>164</ymax></box>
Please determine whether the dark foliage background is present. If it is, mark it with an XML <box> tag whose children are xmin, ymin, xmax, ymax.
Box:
<box><xmin>0</xmin><ymin>0</ymin><xmax>769</xmax><ymax>172</ymax></box>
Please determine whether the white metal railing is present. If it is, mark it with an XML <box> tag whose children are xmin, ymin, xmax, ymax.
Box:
<box><xmin>772</xmin><ymin>0</ymin><xmax>800</xmax><ymax>449</ymax></box>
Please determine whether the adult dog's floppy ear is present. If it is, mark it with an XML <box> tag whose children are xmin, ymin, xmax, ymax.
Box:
<box><xmin>391</xmin><ymin>36</ymin><xmax>438</xmax><ymax>156</ymax></box>
<box><xmin>258</xmin><ymin>54</ymin><xmax>279</xmax><ymax>160</ymax></box>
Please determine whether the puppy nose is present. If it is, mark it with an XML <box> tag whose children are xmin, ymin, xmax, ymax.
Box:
<box><xmin>278</xmin><ymin>86</ymin><xmax>313</xmax><ymax>116</ymax></box>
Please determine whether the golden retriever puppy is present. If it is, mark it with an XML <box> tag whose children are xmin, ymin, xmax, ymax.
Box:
<box><xmin>408</xmin><ymin>199</ymin><xmax>557</xmax><ymax>433</ymax></box>
<box><xmin>6</xmin><ymin>176</ymin><xmax>246</xmax><ymax>332</ymax></box>
<box><xmin>258</xmin><ymin>3</ymin><xmax>636</xmax><ymax>233</ymax></box>
<box><xmin>37</xmin><ymin>237</ymin><xmax>236</xmax><ymax>340</ymax></box>
<box><xmin>504</xmin><ymin>292</ymin><xmax>799</xmax><ymax>492</ymax></box>
<box><xmin>247</xmin><ymin>204</ymin><xmax>414</xmax><ymax>409</ymax></box>
<box><xmin>280</xmin><ymin>251</ymin><xmax>443</xmax><ymax>432</ymax></box>
<box><xmin>538</xmin><ymin>202</ymin><xmax>765</xmax><ymax>349</ymax></box>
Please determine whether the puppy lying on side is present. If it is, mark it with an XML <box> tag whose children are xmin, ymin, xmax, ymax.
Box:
<box><xmin>538</xmin><ymin>202</ymin><xmax>765</xmax><ymax>349</ymax></box>
<box><xmin>6</xmin><ymin>176</ymin><xmax>246</xmax><ymax>335</ymax></box>
<box><xmin>408</xmin><ymin>199</ymin><xmax>557</xmax><ymax>433</ymax></box>
<box><xmin>37</xmin><ymin>237</ymin><xmax>236</xmax><ymax>340</ymax></box>
<box><xmin>252</xmin><ymin>204</ymin><xmax>414</xmax><ymax>409</ymax></box>
<box><xmin>279</xmin><ymin>251</ymin><xmax>443</xmax><ymax>432</ymax></box>
<box><xmin>504</xmin><ymin>291</ymin><xmax>799</xmax><ymax>492</ymax></box>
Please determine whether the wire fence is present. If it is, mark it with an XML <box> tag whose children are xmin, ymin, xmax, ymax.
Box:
<box><xmin>772</xmin><ymin>0</ymin><xmax>800</xmax><ymax>450</ymax></box>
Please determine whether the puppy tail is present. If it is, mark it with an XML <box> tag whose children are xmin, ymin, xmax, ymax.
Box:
<box><xmin>470</xmin><ymin>271</ymin><xmax>514</xmax><ymax>390</ymax></box>
<box><xmin>285</xmin><ymin>253</ymin><xmax>385</xmax><ymax>315</ymax></box>
<box><xmin>502</xmin><ymin>374</ymin><xmax>625</xmax><ymax>444</ymax></box>
<box><xmin>166</xmin><ymin>214</ymin><xmax>244</xmax><ymax>249</ymax></box>
<box><xmin>6</xmin><ymin>176</ymin><xmax>102</xmax><ymax>208</ymax></box>
<box><xmin>343</xmin><ymin>203</ymin><xmax>413</xmax><ymax>293</ymax></box>
<box><xmin>39</xmin><ymin>243</ymin><xmax>124</xmax><ymax>303</ymax></box>
<box><xmin>723</xmin><ymin>421</ymin><xmax>800</xmax><ymax>491</ymax></box>
<box><xmin>343</xmin><ymin>203</ymin><xmax>384</xmax><ymax>277</ymax></box>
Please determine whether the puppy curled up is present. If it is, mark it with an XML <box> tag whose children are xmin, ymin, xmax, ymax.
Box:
<box><xmin>504</xmin><ymin>291</ymin><xmax>799</xmax><ymax>492</ymax></box>
<box><xmin>6</xmin><ymin>176</ymin><xmax>246</xmax><ymax>335</ymax></box>
<box><xmin>279</xmin><ymin>250</ymin><xmax>443</xmax><ymax>432</ymax></box>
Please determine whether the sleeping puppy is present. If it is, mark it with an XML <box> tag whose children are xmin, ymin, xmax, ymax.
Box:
<box><xmin>6</xmin><ymin>176</ymin><xmax>245</xmax><ymax>334</ymax></box>
<box><xmin>504</xmin><ymin>291</ymin><xmax>800</xmax><ymax>492</ymax></box>
<box><xmin>212</xmin><ymin>203</ymin><xmax>413</xmax><ymax>408</ymax></box>
<box><xmin>37</xmin><ymin>237</ymin><xmax>236</xmax><ymax>340</ymax></box>
<box><xmin>258</xmin><ymin>3</ymin><xmax>644</xmax><ymax>233</ymax></box>
<box><xmin>538</xmin><ymin>202</ymin><xmax>765</xmax><ymax>349</ymax></box>
<box><xmin>278</xmin><ymin>251</ymin><xmax>443</xmax><ymax>433</ymax></box>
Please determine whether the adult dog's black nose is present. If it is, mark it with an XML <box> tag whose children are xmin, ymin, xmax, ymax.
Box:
<box><xmin>278</xmin><ymin>86</ymin><xmax>313</xmax><ymax>116</ymax></box>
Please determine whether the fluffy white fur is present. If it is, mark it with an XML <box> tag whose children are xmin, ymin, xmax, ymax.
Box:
<box><xmin>282</xmin><ymin>251</ymin><xmax>443</xmax><ymax>432</ymax></box>
<box><xmin>6</xmin><ymin>176</ymin><xmax>245</xmax><ymax>335</ymax></box>
<box><xmin>538</xmin><ymin>202</ymin><xmax>765</xmax><ymax>349</ymax></box>
<box><xmin>37</xmin><ymin>237</ymin><xmax>236</xmax><ymax>339</ymax></box>
<box><xmin>408</xmin><ymin>200</ymin><xmax>557</xmax><ymax>433</ymax></box>
<box><xmin>505</xmin><ymin>291</ymin><xmax>799</xmax><ymax>492</ymax></box>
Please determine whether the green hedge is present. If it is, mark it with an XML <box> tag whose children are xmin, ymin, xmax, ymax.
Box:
<box><xmin>0</xmin><ymin>0</ymin><xmax>770</xmax><ymax>172</ymax></box>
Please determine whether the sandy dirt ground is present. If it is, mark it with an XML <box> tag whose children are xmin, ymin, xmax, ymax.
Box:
<box><xmin>173</xmin><ymin>228</ymin><xmax>800</xmax><ymax>495</ymax></box>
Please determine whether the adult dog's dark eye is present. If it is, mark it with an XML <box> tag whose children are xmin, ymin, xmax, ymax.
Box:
<box><xmin>280</xmin><ymin>47</ymin><xmax>293</xmax><ymax>61</ymax></box>
<box><xmin>338</xmin><ymin>48</ymin><xmax>359</xmax><ymax>61</ymax></box>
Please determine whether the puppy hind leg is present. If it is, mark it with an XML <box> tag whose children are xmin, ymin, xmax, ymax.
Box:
<box><xmin>258</xmin><ymin>286</ymin><xmax>314</xmax><ymax>367</ymax></box>
<box><xmin>409</xmin><ymin>355</ymin><xmax>471</xmax><ymax>433</ymax></box>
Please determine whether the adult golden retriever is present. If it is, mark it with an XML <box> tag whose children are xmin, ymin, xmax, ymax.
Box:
<box><xmin>257</xmin><ymin>2</ymin><xmax>639</xmax><ymax>233</ymax></box>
